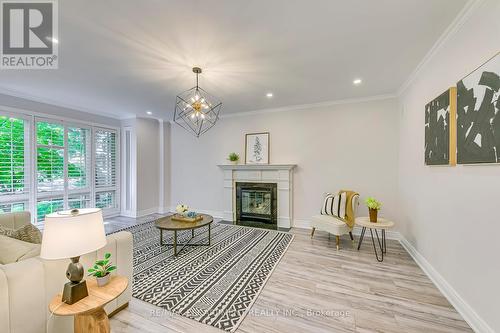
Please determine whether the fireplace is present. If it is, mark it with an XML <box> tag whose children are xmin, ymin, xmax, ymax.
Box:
<box><xmin>235</xmin><ymin>182</ymin><xmax>277</xmax><ymax>230</ymax></box>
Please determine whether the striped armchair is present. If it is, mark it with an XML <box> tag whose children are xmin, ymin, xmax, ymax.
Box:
<box><xmin>310</xmin><ymin>192</ymin><xmax>359</xmax><ymax>250</ymax></box>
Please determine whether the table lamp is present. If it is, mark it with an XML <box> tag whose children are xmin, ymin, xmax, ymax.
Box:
<box><xmin>40</xmin><ymin>208</ymin><xmax>107</xmax><ymax>304</ymax></box>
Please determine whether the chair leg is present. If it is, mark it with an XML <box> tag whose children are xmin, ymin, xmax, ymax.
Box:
<box><xmin>349</xmin><ymin>231</ymin><xmax>354</xmax><ymax>240</ymax></box>
<box><xmin>336</xmin><ymin>235</ymin><xmax>340</xmax><ymax>250</ymax></box>
<box><xmin>311</xmin><ymin>227</ymin><xmax>316</xmax><ymax>238</ymax></box>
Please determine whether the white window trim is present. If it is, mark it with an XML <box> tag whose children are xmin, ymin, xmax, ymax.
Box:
<box><xmin>0</xmin><ymin>106</ymin><xmax>121</xmax><ymax>221</ymax></box>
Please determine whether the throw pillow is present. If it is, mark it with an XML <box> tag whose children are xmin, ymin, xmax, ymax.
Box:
<box><xmin>320</xmin><ymin>192</ymin><xmax>347</xmax><ymax>218</ymax></box>
<box><xmin>0</xmin><ymin>224</ymin><xmax>42</xmax><ymax>244</ymax></box>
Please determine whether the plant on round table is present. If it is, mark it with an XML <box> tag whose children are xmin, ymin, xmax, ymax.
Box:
<box><xmin>88</xmin><ymin>253</ymin><xmax>116</xmax><ymax>286</ymax></box>
<box><xmin>365</xmin><ymin>197</ymin><xmax>382</xmax><ymax>223</ymax></box>
<box><xmin>227</xmin><ymin>152</ymin><xmax>239</xmax><ymax>164</ymax></box>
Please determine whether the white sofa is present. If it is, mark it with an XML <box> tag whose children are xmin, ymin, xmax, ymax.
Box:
<box><xmin>0</xmin><ymin>212</ymin><xmax>133</xmax><ymax>333</ymax></box>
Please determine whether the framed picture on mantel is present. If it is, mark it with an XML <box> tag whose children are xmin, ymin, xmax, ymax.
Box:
<box><xmin>245</xmin><ymin>132</ymin><xmax>269</xmax><ymax>164</ymax></box>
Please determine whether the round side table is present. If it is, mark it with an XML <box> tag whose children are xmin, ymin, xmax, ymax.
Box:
<box><xmin>356</xmin><ymin>217</ymin><xmax>395</xmax><ymax>262</ymax></box>
<box><xmin>49</xmin><ymin>275</ymin><xmax>128</xmax><ymax>333</ymax></box>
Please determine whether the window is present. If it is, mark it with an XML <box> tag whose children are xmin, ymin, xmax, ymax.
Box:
<box><xmin>68</xmin><ymin>194</ymin><xmax>91</xmax><ymax>209</ymax></box>
<box><xmin>0</xmin><ymin>116</ymin><xmax>27</xmax><ymax>194</ymax></box>
<box><xmin>68</xmin><ymin>127</ymin><xmax>90</xmax><ymax>190</ymax></box>
<box><xmin>36</xmin><ymin>197</ymin><xmax>64</xmax><ymax>222</ymax></box>
<box><xmin>0</xmin><ymin>202</ymin><xmax>27</xmax><ymax>213</ymax></box>
<box><xmin>36</xmin><ymin>121</ymin><xmax>65</xmax><ymax>193</ymax></box>
<box><xmin>0</xmin><ymin>116</ymin><xmax>30</xmax><ymax>212</ymax></box>
<box><xmin>95</xmin><ymin>129</ymin><xmax>118</xmax><ymax>211</ymax></box>
<box><xmin>0</xmin><ymin>113</ymin><xmax>119</xmax><ymax>224</ymax></box>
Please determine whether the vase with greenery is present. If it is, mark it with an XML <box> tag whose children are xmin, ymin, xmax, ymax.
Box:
<box><xmin>365</xmin><ymin>197</ymin><xmax>382</xmax><ymax>223</ymax></box>
<box><xmin>228</xmin><ymin>152</ymin><xmax>239</xmax><ymax>165</ymax></box>
<box><xmin>176</xmin><ymin>204</ymin><xmax>189</xmax><ymax>216</ymax></box>
<box><xmin>88</xmin><ymin>252</ymin><xmax>116</xmax><ymax>287</ymax></box>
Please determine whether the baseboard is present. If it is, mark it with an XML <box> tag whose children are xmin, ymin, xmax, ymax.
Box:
<box><xmin>136</xmin><ymin>207</ymin><xmax>160</xmax><ymax>217</ymax></box>
<box><xmin>399</xmin><ymin>237</ymin><xmax>493</xmax><ymax>333</ymax></box>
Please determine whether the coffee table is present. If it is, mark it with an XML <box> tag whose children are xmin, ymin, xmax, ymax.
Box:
<box><xmin>356</xmin><ymin>217</ymin><xmax>395</xmax><ymax>262</ymax></box>
<box><xmin>154</xmin><ymin>214</ymin><xmax>213</xmax><ymax>256</ymax></box>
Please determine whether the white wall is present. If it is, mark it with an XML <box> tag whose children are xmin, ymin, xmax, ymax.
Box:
<box><xmin>162</xmin><ymin>121</ymin><xmax>172</xmax><ymax>211</ymax></box>
<box><xmin>170</xmin><ymin>98</ymin><xmax>400</xmax><ymax>227</ymax></box>
<box><xmin>120</xmin><ymin>118</ymin><xmax>170</xmax><ymax>217</ymax></box>
<box><xmin>135</xmin><ymin>118</ymin><xmax>160</xmax><ymax>214</ymax></box>
<box><xmin>398</xmin><ymin>0</ymin><xmax>499</xmax><ymax>331</ymax></box>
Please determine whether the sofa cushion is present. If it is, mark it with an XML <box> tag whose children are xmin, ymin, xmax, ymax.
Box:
<box><xmin>0</xmin><ymin>224</ymin><xmax>42</xmax><ymax>244</ymax></box>
<box><xmin>0</xmin><ymin>235</ymin><xmax>41</xmax><ymax>265</ymax></box>
<box><xmin>311</xmin><ymin>214</ymin><xmax>350</xmax><ymax>235</ymax></box>
<box><xmin>0</xmin><ymin>211</ymin><xmax>31</xmax><ymax>230</ymax></box>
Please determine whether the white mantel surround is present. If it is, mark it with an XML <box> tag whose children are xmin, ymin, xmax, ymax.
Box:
<box><xmin>217</xmin><ymin>164</ymin><xmax>296</xmax><ymax>228</ymax></box>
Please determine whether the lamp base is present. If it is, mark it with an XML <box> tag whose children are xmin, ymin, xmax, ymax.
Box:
<box><xmin>62</xmin><ymin>280</ymin><xmax>88</xmax><ymax>305</ymax></box>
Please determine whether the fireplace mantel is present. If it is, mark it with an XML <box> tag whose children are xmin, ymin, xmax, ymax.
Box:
<box><xmin>217</xmin><ymin>164</ymin><xmax>296</xmax><ymax>171</ymax></box>
<box><xmin>218</xmin><ymin>164</ymin><xmax>296</xmax><ymax>228</ymax></box>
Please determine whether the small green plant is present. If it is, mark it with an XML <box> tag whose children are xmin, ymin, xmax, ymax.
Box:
<box><xmin>365</xmin><ymin>197</ymin><xmax>382</xmax><ymax>210</ymax></box>
<box><xmin>228</xmin><ymin>152</ymin><xmax>239</xmax><ymax>162</ymax></box>
<box><xmin>88</xmin><ymin>253</ymin><xmax>117</xmax><ymax>278</ymax></box>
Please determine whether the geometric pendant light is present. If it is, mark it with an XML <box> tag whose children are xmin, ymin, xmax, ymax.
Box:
<box><xmin>173</xmin><ymin>67</ymin><xmax>222</xmax><ymax>137</ymax></box>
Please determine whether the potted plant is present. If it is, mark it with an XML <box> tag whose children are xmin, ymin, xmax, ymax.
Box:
<box><xmin>88</xmin><ymin>252</ymin><xmax>116</xmax><ymax>287</ymax></box>
<box><xmin>365</xmin><ymin>197</ymin><xmax>382</xmax><ymax>223</ymax></box>
<box><xmin>227</xmin><ymin>152</ymin><xmax>240</xmax><ymax>165</ymax></box>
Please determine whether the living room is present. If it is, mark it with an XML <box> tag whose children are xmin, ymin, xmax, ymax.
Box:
<box><xmin>0</xmin><ymin>1</ymin><xmax>498</xmax><ymax>332</ymax></box>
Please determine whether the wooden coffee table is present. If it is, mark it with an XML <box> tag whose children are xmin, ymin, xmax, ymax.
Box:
<box><xmin>154</xmin><ymin>214</ymin><xmax>213</xmax><ymax>256</ymax></box>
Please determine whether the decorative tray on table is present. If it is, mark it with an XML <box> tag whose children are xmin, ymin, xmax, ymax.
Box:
<box><xmin>171</xmin><ymin>214</ymin><xmax>203</xmax><ymax>223</ymax></box>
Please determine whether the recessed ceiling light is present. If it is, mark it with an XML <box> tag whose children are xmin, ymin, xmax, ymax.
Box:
<box><xmin>266</xmin><ymin>92</ymin><xmax>273</xmax><ymax>98</ymax></box>
<box><xmin>146</xmin><ymin>111</ymin><xmax>152</xmax><ymax>115</ymax></box>
<box><xmin>353</xmin><ymin>78</ymin><xmax>362</xmax><ymax>85</ymax></box>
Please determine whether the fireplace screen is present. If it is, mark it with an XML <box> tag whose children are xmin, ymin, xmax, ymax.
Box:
<box><xmin>235</xmin><ymin>182</ymin><xmax>277</xmax><ymax>229</ymax></box>
<box><xmin>241</xmin><ymin>190</ymin><xmax>272</xmax><ymax>217</ymax></box>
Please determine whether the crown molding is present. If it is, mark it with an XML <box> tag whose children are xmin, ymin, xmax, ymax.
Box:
<box><xmin>397</xmin><ymin>0</ymin><xmax>485</xmax><ymax>96</ymax></box>
<box><xmin>220</xmin><ymin>94</ymin><xmax>397</xmax><ymax>119</ymax></box>
<box><xmin>0</xmin><ymin>85</ymin><xmax>130</xmax><ymax>120</ymax></box>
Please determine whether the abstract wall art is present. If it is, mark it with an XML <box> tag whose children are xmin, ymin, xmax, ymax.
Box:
<box><xmin>425</xmin><ymin>88</ymin><xmax>457</xmax><ymax>166</ymax></box>
<box><xmin>457</xmin><ymin>52</ymin><xmax>500</xmax><ymax>164</ymax></box>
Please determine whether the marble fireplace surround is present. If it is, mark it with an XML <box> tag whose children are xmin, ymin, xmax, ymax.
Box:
<box><xmin>217</xmin><ymin>164</ymin><xmax>296</xmax><ymax>228</ymax></box>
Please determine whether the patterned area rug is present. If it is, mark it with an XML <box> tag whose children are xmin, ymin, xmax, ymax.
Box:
<box><xmin>117</xmin><ymin>215</ymin><xmax>294</xmax><ymax>332</ymax></box>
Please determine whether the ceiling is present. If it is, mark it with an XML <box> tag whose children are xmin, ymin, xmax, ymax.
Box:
<box><xmin>0</xmin><ymin>0</ymin><xmax>468</xmax><ymax>119</ymax></box>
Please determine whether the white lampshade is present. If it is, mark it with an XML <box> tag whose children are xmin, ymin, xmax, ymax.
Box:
<box><xmin>40</xmin><ymin>208</ymin><xmax>107</xmax><ymax>260</ymax></box>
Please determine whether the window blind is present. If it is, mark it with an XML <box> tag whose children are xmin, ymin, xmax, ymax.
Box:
<box><xmin>0</xmin><ymin>116</ymin><xmax>27</xmax><ymax>195</ymax></box>
<box><xmin>68</xmin><ymin>127</ymin><xmax>91</xmax><ymax>190</ymax></box>
<box><xmin>95</xmin><ymin>129</ymin><xmax>117</xmax><ymax>188</ymax></box>
<box><xmin>36</xmin><ymin>121</ymin><xmax>64</xmax><ymax>193</ymax></box>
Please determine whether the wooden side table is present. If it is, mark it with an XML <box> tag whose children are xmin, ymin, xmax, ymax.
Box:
<box><xmin>49</xmin><ymin>275</ymin><xmax>128</xmax><ymax>333</ymax></box>
<box><xmin>356</xmin><ymin>217</ymin><xmax>395</xmax><ymax>262</ymax></box>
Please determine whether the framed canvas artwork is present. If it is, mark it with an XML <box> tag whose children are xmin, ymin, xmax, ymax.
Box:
<box><xmin>245</xmin><ymin>132</ymin><xmax>269</xmax><ymax>164</ymax></box>
<box><xmin>456</xmin><ymin>52</ymin><xmax>500</xmax><ymax>164</ymax></box>
<box><xmin>424</xmin><ymin>87</ymin><xmax>457</xmax><ymax>166</ymax></box>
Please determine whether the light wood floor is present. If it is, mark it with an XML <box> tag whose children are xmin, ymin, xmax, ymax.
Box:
<box><xmin>110</xmin><ymin>226</ymin><xmax>471</xmax><ymax>333</ymax></box>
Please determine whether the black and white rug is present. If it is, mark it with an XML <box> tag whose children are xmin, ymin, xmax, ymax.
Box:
<box><xmin>116</xmin><ymin>215</ymin><xmax>293</xmax><ymax>332</ymax></box>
